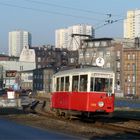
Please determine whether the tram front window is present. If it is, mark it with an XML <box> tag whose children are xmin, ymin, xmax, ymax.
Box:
<box><xmin>90</xmin><ymin>77</ymin><xmax>112</xmax><ymax>92</ymax></box>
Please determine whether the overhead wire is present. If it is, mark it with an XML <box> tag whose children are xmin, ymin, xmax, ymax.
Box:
<box><xmin>21</xmin><ymin>0</ymin><xmax>123</xmax><ymax>29</ymax></box>
<box><xmin>95</xmin><ymin>10</ymin><xmax>140</xmax><ymax>30</ymax></box>
<box><xmin>0</xmin><ymin>1</ymin><xmax>122</xmax><ymax>31</ymax></box>
<box><xmin>22</xmin><ymin>0</ymin><xmax>112</xmax><ymax>16</ymax></box>
<box><xmin>1</xmin><ymin>1</ymin><xmax>140</xmax><ymax>32</ymax></box>
<box><xmin>0</xmin><ymin>2</ymin><xmax>103</xmax><ymax>21</ymax></box>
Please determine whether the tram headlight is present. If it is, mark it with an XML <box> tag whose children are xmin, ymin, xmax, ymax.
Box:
<box><xmin>98</xmin><ymin>101</ymin><xmax>104</xmax><ymax>107</ymax></box>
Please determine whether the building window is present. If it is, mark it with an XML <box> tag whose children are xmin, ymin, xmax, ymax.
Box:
<box><xmin>86</xmin><ymin>52</ymin><xmax>90</xmax><ymax>57</ymax></box>
<box><xmin>79</xmin><ymin>52</ymin><xmax>83</xmax><ymax>58</ymax></box>
<box><xmin>101</xmin><ymin>41</ymin><xmax>107</xmax><ymax>46</ymax></box>
<box><xmin>132</xmin><ymin>87</ymin><xmax>135</xmax><ymax>95</ymax></box>
<box><xmin>20</xmin><ymin>66</ymin><xmax>23</xmax><ymax>71</ymax></box>
<box><xmin>117</xmin><ymin>73</ymin><xmax>120</xmax><ymax>79</ymax></box>
<box><xmin>37</xmin><ymin>83</ymin><xmax>39</xmax><ymax>88</ymax></box>
<box><xmin>132</xmin><ymin>74</ymin><xmax>135</xmax><ymax>82</ymax></box>
<box><xmin>40</xmin><ymin>75</ymin><xmax>43</xmax><ymax>79</ymax></box>
<box><xmin>70</xmin><ymin>58</ymin><xmax>75</xmax><ymax>63</ymax></box>
<box><xmin>94</xmin><ymin>42</ymin><xmax>100</xmax><ymax>47</ymax></box>
<box><xmin>88</xmin><ymin>42</ymin><xmax>94</xmax><ymax>47</ymax></box>
<box><xmin>106</xmin><ymin>63</ymin><xmax>110</xmax><ymax>68</ymax></box>
<box><xmin>99</xmin><ymin>52</ymin><xmax>103</xmax><ymax>57</ymax></box>
<box><xmin>127</xmin><ymin>64</ymin><xmax>130</xmax><ymax>70</ymax></box>
<box><xmin>117</xmin><ymin>51</ymin><xmax>120</xmax><ymax>57</ymax></box>
<box><xmin>127</xmin><ymin>75</ymin><xmax>131</xmax><ymax>82</ymax></box>
<box><xmin>92</xmin><ymin>51</ymin><xmax>96</xmax><ymax>57</ymax></box>
<box><xmin>132</xmin><ymin>54</ymin><xmax>135</xmax><ymax>60</ymax></box>
<box><xmin>127</xmin><ymin>54</ymin><xmax>131</xmax><ymax>60</ymax></box>
<box><xmin>34</xmin><ymin>83</ymin><xmax>36</xmax><ymax>88</ymax></box>
<box><xmin>127</xmin><ymin>86</ymin><xmax>130</xmax><ymax>95</ymax></box>
<box><xmin>132</xmin><ymin>63</ymin><xmax>136</xmax><ymax>71</ymax></box>
<box><xmin>106</xmin><ymin>51</ymin><xmax>110</xmax><ymax>56</ymax></box>
<box><xmin>38</xmin><ymin>57</ymin><xmax>41</xmax><ymax>62</ymax></box>
<box><xmin>117</xmin><ymin>62</ymin><xmax>120</xmax><ymax>68</ymax></box>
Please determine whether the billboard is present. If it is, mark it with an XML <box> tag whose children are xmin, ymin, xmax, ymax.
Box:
<box><xmin>6</xmin><ymin>70</ymin><xmax>17</xmax><ymax>77</ymax></box>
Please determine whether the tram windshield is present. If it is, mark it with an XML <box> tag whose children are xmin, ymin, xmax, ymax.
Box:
<box><xmin>90</xmin><ymin>77</ymin><xmax>113</xmax><ymax>92</ymax></box>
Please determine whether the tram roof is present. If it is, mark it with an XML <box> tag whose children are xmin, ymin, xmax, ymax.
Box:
<box><xmin>54</xmin><ymin>67</ymin><xmax>114</xmax><ymax>76</ymax></box>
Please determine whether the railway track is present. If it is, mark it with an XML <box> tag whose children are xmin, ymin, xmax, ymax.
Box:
<box><xmin>34</xmin><ymin>106</ymin><xmax>140</xmax><ymax>137</ymax></box>
<box><xmin>22</xmin><ymin>96</ymin><xmax>140</xmax><ymax>138</ymax></box>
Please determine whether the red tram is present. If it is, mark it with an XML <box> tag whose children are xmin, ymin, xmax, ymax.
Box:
<box><xmin>51</xmin><ymin>67</ymin><xmax>115</xmax><ymax>117</ymax></box>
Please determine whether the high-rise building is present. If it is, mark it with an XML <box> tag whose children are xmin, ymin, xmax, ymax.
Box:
<box><xmin>55</xmin><ymin>28</ymin><xmax>68</xmax><ymax>49</ymax></box>
<box><xmin>55</xmin><ymin>24</ymin><xmax>94</xmax><ymax>50</ymax></box>
<box><xmin>9</xmin><ymin>30</ymin><xmax>32</xmax><ymax>57</ymax></box>
<box><xmin>124</xmin><ymin>9</ymin><xmax>140</xmax><ymax>38</ymax></box>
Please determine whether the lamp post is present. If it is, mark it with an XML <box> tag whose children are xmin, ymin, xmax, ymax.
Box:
<box><xmin>134</xmin><ymin>63</ymin><xmax>136</xmax><ymax>96</ymax></box>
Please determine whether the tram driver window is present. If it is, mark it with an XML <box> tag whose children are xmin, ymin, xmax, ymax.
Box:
<box><xmin>94</xmin><ymin>78</ymin><xmax>102</xmax><ymax>91</ymax></box>
<box><xmin>90</xmin><ymin>77</ymin><xmax>113</xmax><ymax>92</ymax></box>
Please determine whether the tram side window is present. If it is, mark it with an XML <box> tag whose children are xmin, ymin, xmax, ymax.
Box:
<box><xmin>60</xmin><ymin>77</ymin><xmax>64</xmax><ymax>91</ymax></box>
<box><xmin>65</xmin><ymin>76</ymin><xmax>69</xmax><ymax>91</ymax></box>
<box><xmin>90</xmin><ymin>77</ymin><xmax>94</xmax><ymax>91</ymax></box>
<box><xmin>72</xmin><ymin>75</ymin><xmax>79</xmax><ymax>92</ymax></box>
<box><xmin>56</xmin><ymin>78</ymin><xmax>60</xmax><ymax>91</ymax></box>
<box><xmin>79</xmin><ymin>75</ymin><xmax>87</xmax><ymax>91</ymax></box>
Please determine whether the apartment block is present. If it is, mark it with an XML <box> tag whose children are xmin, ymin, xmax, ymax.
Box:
<box><xmin>9</xmin><ymin>30</ymin><xmax>32</xmax><ymax>57</ymax></box>
<box><xmin>124</xmin><ymin>9</ymin><xmax>140</xmax><ymax>38</ymax></box>
<box><xmin>55</xmin><ymin>24</ymin><xmax>94</xmax><ymax>50</ymax></box>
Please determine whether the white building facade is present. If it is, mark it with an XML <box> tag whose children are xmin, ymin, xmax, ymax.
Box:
<box><xmin>55</xmin><ymin>28</ymin><xmax>68</xmax><ymax>49</ymax></box>
<box><xmin>9</xmin><ymin>30</ymin><xmax>32</xmax><ymax>57</ymax></box>
<box><xmin>19</xmin><ymin>45</ymin><xmax>36</xmax><ymax>63</ymax></box>
<box><xmin>124</xmin><ymin>9</ymin><xmax>140</xmax><ymax>38</ymax></box>
<box><xmin>55</xmin><ymin>24</ymin><xmax>94</xmax><ymax>50</ymax></box>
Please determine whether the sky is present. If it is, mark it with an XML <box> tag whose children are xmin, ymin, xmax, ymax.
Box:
<box><xmin>0</xmin><ymin>0</ymin><xmax>140</xmax><ymax>54</ymax></box>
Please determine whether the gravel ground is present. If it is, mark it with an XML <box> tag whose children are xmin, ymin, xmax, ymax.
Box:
<box><xmin>0</xmin><ymin>108</ymin><xmax>140</xmax><ymax>140</ymax></box>
<box><xmin>0</xmin><ymin>108</ymin><xmax>117</xmax><ymax>139</ymax></box>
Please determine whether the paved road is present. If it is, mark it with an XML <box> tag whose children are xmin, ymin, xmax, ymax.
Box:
<box><xmin>115</xmin><ymin>98</ymin><xmax>140</xmax><ymax>109</ymax></box>
<box><xmin>0</xmin><ymin>118</ymin><xmax>82</xmax><ymax>140</ymax></box>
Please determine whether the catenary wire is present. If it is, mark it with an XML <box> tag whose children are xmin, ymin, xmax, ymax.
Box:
<box><xmin>0</xmin><ymin>2</ymin><xmax>103</xmax><ymax>21</ymax></box>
